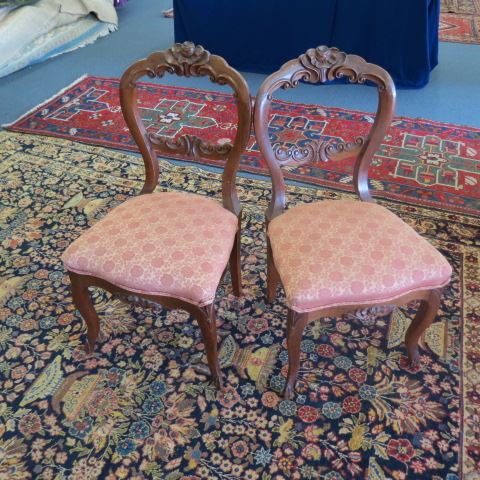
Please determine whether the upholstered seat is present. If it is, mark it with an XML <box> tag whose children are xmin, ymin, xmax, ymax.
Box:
<box><xmin>62</xmin><ymin>191</ymin><xmax>238</xmax><ymax>306</ymax></box>
<box><xmin>268</xmin><ymin>200</ymin><xmax>452</xmax><ymax>313</ymax></box>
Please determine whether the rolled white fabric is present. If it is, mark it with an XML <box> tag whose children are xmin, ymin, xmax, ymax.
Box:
<box><xmin>0</xmin><ymin>6</ymin><xmax>15</xmax><ymax>23</ymax></box>
<box><xmin>0</xmin><ymin>1</ymin><xmax>61</xmax><ymax>65</ymax></box>
<box><xmin>0</xmin><ymin>0</ymin><xmax>117</xmax><ymax>65</ymax></box>
<box><xmin>60</xmin><ymin>0</ymin><xmax>118</xmax><ymax>25</ymax></box>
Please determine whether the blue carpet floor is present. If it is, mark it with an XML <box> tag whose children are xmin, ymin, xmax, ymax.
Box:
<box><xmin>0</xmin><ymin>0</ymin><xmax>479</xmax><ymax>128</ymax></box>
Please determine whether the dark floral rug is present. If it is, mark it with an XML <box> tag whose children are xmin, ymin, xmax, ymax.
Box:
<box><xmin>0</xmin><ymin>132</ymin><xmax>478</xmax><ymax>479</ymax></box>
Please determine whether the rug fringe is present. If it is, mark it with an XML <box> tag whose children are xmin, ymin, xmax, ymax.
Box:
<box><xmin>2</xmin><ymin>74</ymin><xmax>89</xmax><ymax>128</ymax></box>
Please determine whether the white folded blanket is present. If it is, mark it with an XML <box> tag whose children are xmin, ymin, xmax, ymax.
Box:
<box><xmin>0</xmin><ymin>14</ymin><xmax>116</xmax><ymax>79</ymax></box>
<box><xmin>60</xmin><ymin>0</ymin><xmax>118</xmax><ymax>24</ymax></box>
<box><xmin>0</xmin><ymin>0</ymin><xmax>117</xmax><ymax>67</ymax></box>
<box><xmin>0</xmin><ymin>6</ymin><xmax>14</xmax><ymax>22</ymax></box>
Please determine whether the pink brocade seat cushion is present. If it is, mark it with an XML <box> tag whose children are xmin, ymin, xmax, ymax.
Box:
<box><xmin>62</xmin><ymin>192</ymin><xmax>239</xmax><ymax>306</ymax></box>
<box><xmin>268</xmin><ymin>200</ymin><xmax>452</xmax><ymax>313</ymax></box>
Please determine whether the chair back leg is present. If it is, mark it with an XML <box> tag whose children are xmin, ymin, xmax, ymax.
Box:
<box><xmin>228</xmin><ymin>213</ymin><xmax>242</xmax><ymax>297</ymax></box>
<box><xmin>266</xmin><ymin>237</ymin><xmax>280</xmax><ymax>303</ymax></box>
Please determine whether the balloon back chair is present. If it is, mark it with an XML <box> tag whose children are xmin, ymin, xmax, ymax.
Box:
<box><xmin>62</xmin><ymin>42</ymin><xmax>251</xmax><ymax>390</ymax></box>
<box><xmin>253</xmin><ymin>46</ymin><xmax>452</xmax><ymax>399</ymax></box>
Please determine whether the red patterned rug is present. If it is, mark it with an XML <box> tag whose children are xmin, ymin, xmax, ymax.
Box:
<box><xmin>440</xmin><ymin>12</ymin><xmax>480</xmax><ymax>43</ymax></box>
<box><xmin>440</xmin><ymin>0</ymin><xmax>480</xmax><ymax>43</ymax></box>
<box><xmin>5</xmin><ymin>75</ymin><xmax>480</xmax><ymax>215</ymax></box>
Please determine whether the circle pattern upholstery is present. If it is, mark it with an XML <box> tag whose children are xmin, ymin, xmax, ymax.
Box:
<box><xmin>268</xmin><ymin>200</ymin><xmax>452</xmax><ymax>312</ymax></box>
<box><xmin>62</xmin><ymin>191</ymin><xmax>238</xmax><ymax>306</ymax></box>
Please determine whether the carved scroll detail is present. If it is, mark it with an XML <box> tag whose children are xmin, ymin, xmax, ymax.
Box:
<box><xmin>274</xmin><ymin>46</ymin><xmax>389</xmax><ymax>92</ymax></box>
<box><xmin>121</xmin><ymin>41</ymin><xmax>251</xmax><ymax>211</ymax></box>
<box><xmin>124</xmin><ymin>42</ymin><xmax>240</xmax><ymax>160</ymax></box>
<box><xmin>254</xmin><ymin>44</ymin><xmax>395</xmax><ymax>220</ymax></box>
<box><xmin>135</xmin><ymin>42</ymin><xmax>237</xmax><ymax>84</ymax></box>
<box><xmin>262</xmin><ymin>46</ymin><xmax>393</xmax><ymax>166</ymax></box>
<box><xmin>132</xmin><ymin>42</ymin><xmax>210</xmax><ymax>81</ymax></box>
<box><xmin>273</xmin><ymin>136</ymin><xmax>366</xmax><ymax>165</ymax></box>
<box><xmin>149</xmin><ymin>133</ymin><xmax>233</xmax><ymax>159</ymax></box>
<box><xmin>161</xmin><ymin>42</ymin><xmax>234</xmax><ymax>85</ymax></box>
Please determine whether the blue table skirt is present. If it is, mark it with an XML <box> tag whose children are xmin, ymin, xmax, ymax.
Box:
<box><xmin>173</xmin><ymin>0</ymin><xmax>440</xmax><ymax>89</ymax></box>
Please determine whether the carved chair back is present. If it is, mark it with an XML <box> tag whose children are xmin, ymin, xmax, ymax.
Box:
<box><xmin>120</xmin><ymin>42</ymin><xmax>252</xmax><ymax>216</ymax></box>
<box><xmin>254</xmin><ymin>46</ymin><xmax>396</xmax><ymax>221</ymax></box>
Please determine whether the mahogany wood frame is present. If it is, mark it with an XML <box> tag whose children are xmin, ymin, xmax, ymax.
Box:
<box><xmin>66</xmin><ymin>42</ymin><xmax>252</xmax><ymax>390</ymax></box>
<box><xmin>254</xmin><ymin>46</ymin><xmax>446</xmax><ymax>399</ymax></box>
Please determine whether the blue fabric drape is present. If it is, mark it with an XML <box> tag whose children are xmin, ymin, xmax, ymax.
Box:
<box><xmin>173</xmin><ymin>0</ymin><xmax>440</xmax><ymax>88</ymax></box>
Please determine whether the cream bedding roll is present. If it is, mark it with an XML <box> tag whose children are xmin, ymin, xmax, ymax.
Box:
<box><xmin>0</xmin><ymin>0</ymin><xmax>117</xmax><ymax>65</ymax></box>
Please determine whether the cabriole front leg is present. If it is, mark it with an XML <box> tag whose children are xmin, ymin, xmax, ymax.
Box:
<box><xmin>68</xmin><ymin>271</ymin><xmax>101</xmax><ymax>354</ymax></box>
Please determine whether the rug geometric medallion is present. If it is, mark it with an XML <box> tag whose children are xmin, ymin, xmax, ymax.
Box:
<box><xmin>5</xmin><ymin>76</ymin><xmax>480</xmax><ymax>216</ymax></box>
<box><xmin>1</xmin><ymin>132</ymin><xmax>479</xmax><ymax>479</ymax></box>
<box><xmin>440</xmin><ymin>12</ymin><xmax>480</xmax><ymax>43</ymax></box>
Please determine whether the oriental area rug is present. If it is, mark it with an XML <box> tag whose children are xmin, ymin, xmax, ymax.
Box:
<box><xmin>1</xmin><ymin>131</ymin><xmax>479</xmax><ymax>479</ymax></box>
<box><xmin>440</xmin><ymin>0</ymin><xmax>480</xmax><ymax>43</ymax></box>
<box><xmin>5</xmin><ymin>76</ymin><xmax>480</xmax><ymax>216</ymax></box>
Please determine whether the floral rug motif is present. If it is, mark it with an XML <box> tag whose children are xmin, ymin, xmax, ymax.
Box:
<box><xmin>0</xmin><ymin>132</ymin><xmax>479</xmax><ymax>479</ymax></box>
<box><xmin>5</xmin><ymin>76</ymin><xmax>480</xmax><ymax>216</ymax></box>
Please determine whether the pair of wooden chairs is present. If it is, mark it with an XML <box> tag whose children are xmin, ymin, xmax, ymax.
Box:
<box><xmin>62</xmin><ymin>42</ymin><xmax>452</xmax><ymax>398</ymax></box>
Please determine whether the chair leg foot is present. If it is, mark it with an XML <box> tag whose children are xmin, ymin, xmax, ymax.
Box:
<box><xmin>405</xmin><ymin>289</ymin><xmax>442</xmax><ymax>368</ymax></box>
<box><xmin>197</xmin><ymin>304</ymin><xmax>223</xmax><ymax>390</ymax></box>
<box><xmin>284</xmin><ymin>383</ymin><xmax>295</xmax><ymax>400</ymax></box>
<box><xmin>68</xmin><ymin>271</ymin><xmax>101</xmax><ymax>354</ymax></box>
<box><xmin>213</xmin><ymin>372</ymin><xmax>224</xmax><ymax>391</ymax></box>
<box><xmin>407</xmin><ymin>349</ymin><xmax>421</xmax><ymax>369</ymax></box>
<box><xmin>84</xmin><ymin>340</ymin><xmax>95</xmax><ymax>355</ymax></box>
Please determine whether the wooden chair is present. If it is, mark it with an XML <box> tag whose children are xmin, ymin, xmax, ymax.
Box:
<box><xmin>253</xmin><ymin>46</ymin><xmax>452</xmax><ymax>399</ymax></box>
<box><xmin>62</xmin><ymin>42</ymin><xmax>251</xmax><ymax>390</ymax></box>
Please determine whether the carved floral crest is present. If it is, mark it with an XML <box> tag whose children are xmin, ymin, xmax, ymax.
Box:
<box><xmin>302</xmin><ymin>46</ymin><xmax>346</xmax><ymax>69</ymax></box>
<box><xmin>299</xmin><ymin>46</ymin><xmax>347</xmax><ymax>83</ymax></box>
<box><xmin>168</xmin><ymin>42</ymin><xmax>210</xmax><ymax>69</ymax></box>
